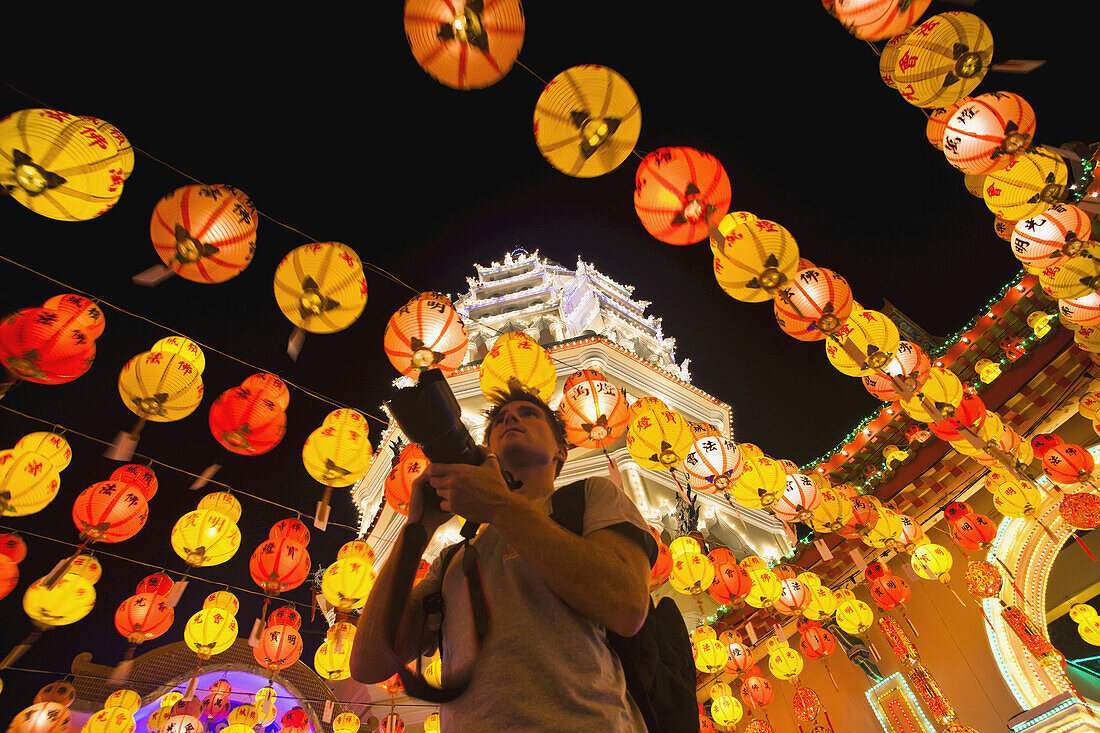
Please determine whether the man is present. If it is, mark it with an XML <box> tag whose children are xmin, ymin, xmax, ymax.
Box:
<box><xmin>351</xmin><ymin>386</ymin><xmax>656</xmax><ymax>731</ymax></box>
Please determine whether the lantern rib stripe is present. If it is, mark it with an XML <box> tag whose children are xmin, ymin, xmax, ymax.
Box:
<box><xmin>457</xmin><ymin>44</ymin><xmax>469</xmax><ymax>89</ymax></box>
<box><xmin>180</xmin><ymin>187</ymin><xmax>193</xmax><ymax>236</ymax></box>
<box><xmin>191</xmin><ymin>195</ymin><xmax>236</xmax><ymax>243</ymax></box>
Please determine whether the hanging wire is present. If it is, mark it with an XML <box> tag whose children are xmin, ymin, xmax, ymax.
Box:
<box><xmin>0</xmin><ymin>403</ymin><xmax>368</xmax><ymax>536</ymax></box>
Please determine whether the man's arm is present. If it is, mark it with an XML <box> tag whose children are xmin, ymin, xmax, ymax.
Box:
<box><xmin>350</xmin><ymin>473</ymin><xmax>453</xmax><ymax>684</ymax></box>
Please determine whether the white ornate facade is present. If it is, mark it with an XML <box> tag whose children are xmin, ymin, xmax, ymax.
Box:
<box><xmin>353</xmin><ymin>249</ymin><xmax>786</xmax><ymax>621</ymax></box>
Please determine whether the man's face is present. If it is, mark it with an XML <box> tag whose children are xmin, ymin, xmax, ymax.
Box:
<box><xmin>486</xmin><ymin>400</ymin><xmax>567</xmax><ymax>471</ymax></box>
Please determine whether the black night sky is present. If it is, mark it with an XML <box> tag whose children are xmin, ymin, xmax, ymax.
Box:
<box><xmin>0</xmin><ymin>0</ymin><xmax>1095</xmax><ymax>720</ymax></box>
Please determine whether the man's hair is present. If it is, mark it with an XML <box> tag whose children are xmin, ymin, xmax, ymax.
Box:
<box><xmin>483</xmin><ymin>384</ymin><xmax>570</xmax><ymax>476</ymax></box>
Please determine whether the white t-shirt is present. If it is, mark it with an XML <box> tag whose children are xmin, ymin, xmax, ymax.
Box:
<box><xmin>411</xmin><ymin>476</ymin><xmax>656</xmax><ymax>731</ymax></box>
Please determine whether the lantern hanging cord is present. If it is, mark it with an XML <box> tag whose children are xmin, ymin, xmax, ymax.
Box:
<box><xmin>0</xmin><ymin>522</ymin><xmax>400</xmax><ymax>618</ymax></box>
<box><xmin>0</xmin><ymin>664</ymin><xmax>443</xmax><ymax>711</ymax></box>
<box><xmin>0</xmin><ymin>403</ymin><xmax>367</xmax><ymax>536</ymax></box>
<box><xmin>0</xmin><ymin>253</ymin><xmax>391</xmax><ymax>430</ymax></box>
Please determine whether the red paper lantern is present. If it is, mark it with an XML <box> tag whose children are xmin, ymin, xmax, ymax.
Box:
<box><xmin>268</xmin><ymin>605</ymin><xmax>302</xmax><ymax>630</ymax></box>
<box><xmin>951</xmin><ymin>513</ymin><xmax>997</xmax><ymax>551</ymax></box>
<box><xmin>928</xmin><ymin>391</ymin><xmax>986</xmax><ymax>441</ymax></box>
<box><xmin>869</xmin><ymin>574</ymin><xmax>911</xmax><ymax>610</ymax></box>
<box><xmin>774</xmin><ymin>268</ymin><xmax>854</xmax><ymax>341</ymax></box>
<box><xmin>0</xmin><ymin>533</ymin><xmax>27</xmax><ymax>563</ymax></box>
<box><xmin>861</xmin><ymin>341</ymin><xmax>931</xmax><ymax>401</ymax></box>
<box><xmin>114</xmin><ymin>592</ymin><xmax>174</xmax><ymax>643</ymax></box>
<box><xmin>560</xmin><ymin>370</ymin><xmax>629</xmax><ymax>450</ymax></box>
<box><xmin>791</xmin><ymin>685</ymin><xmax>821</xmax><ymax>722</ymax></box>
<box><xmin>837</xmin><ymin>496</ymin><xmax>880</xmax><ymax>538</ymax></box>
<box><xmin>942</xmin><ymin>92</ymin><xmax>1036</xmax><ymax>174</ymax></box>
<box><xmin>0</xmin><ymin>555</ymin><xmax>18</xmax><ymax>600</ymax></box>
<box><xmin>135</xmin><ymin>572</ymin><xmax>173</xmax><ymax>596</ymax></box>
<box><xmin>943</xmin><ymin>501</ymin><xmax>973</xmax><ymax>524</ymax></box>
<box><xmin>1031</xmin><ymin>433</ymin><xmax>1063</xmax><ymax>459</ymax></box>
<box><xmin>800</xmin><ymin>626</ymin><xmax>836</xmax><ymax>660</ymax></box>
<box><xmin>384</xmin><ymin>292</ymin><xmax>470</xmax><ymax>377</ymax></box>
<box><xmin>865</xmin><ymin>561</ymin><xmax>890</xmax><ymax>580</ymax></box>
<box><xmin>241</xmin><ymin>372</ymin><xmax>290</xmax><ymax>411</ymax></box>
<box><xmin>150</xmin><ymin>184</ymin><xmax>258</xmax><ymax>284</ymax></box>
<box><xmin>270</xmin><ymin>518</ymin><xmax>311</xmax><ymax>545</ymax></box>
<box><xmin>253</xmin><ymin>624</ymin><xmax>303</xmax><ymax>672</ymax></box>
<box><xmin>403</xmin><ymin>0</ymin><xmax>525</xmax><ymax>90</ymax></box>
<box><xmin>281</xmin><ymin>707</ymin><xmax>310</xmax><ymax>732</ymax></box>
<box><xmin>634</xmin><ymin>147</ymin><xmax>732</xmax><ymax>245</ymax></box>
<box><xmin>835</xmin><ymin>0</ymin><xmax>932</xmax><ymax>40</ymax></box>
<box><xmin>109</xmin><ymin>464</ymin><xmax>158</xmax><ymax>501</ymax></box>
<box><xmin>0</xmin><ymin>307</ymin><xmax>96</xmax><ymax>384</ymax></box>
<box><xmin>250</xmin><ymin>535</ymin><xmax>311</xmax><ymax>594</ymax></box>
<box><xmin>710</xmin><ymin>559</ymin><xmax>753</xmax><ymax>605</ymax></box>
<box><xmin>650</xmin><ymin>542</ymin><xmax>673</xmax><ymax>590</ymax></box>
<box><xmin>384</xmin><ymin>443</ymin><xmax>429</xmax><ymax>516</ymax></box>
<box><xmin>1043</xmin><ymin>443</ymin><xmax>1094</xmax><ymax>485</ymax></box>
<box><xmin>41</xmin><ymin>294</ymin><xmax>105</xmax><ymax>340</ymax></box>
<box><xmin>740</xmin><ymin>676</ymin><xmax>774</xmax><ymax>709</ymax></box>
<box><xmin>71</xmin><ymin>480</ymin><xmax>150</xmax><ymax>543</ymax></box>
<box><xmin>208</xmin><ymin>382</ymin><xmax>287</xmax><ymax>456</ymax></box>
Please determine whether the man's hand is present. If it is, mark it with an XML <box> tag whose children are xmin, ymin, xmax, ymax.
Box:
<box><xmin>425</xmin><ymin>454</ymin><xmax>518</xmax><ymax>526</ymax></box>
<box><xmin>407</xmin><ymin>465</ymin><xmax>454</xmax><ymax>534</ymax></box>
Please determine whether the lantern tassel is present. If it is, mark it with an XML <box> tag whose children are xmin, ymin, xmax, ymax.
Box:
<box><xmin>108</xmin><ymin>645</ymin><xmax>137</xmax><ymax>685</ymax></box>
<box><xmin>603</xmin><ymin>449</ymin><xmax>622</xmax><ymax>488</ymax></box>
<box><xmin>824</xmin><ymin>710</ymin><xmax>836</xmax><ymax>732</ymax></box>
<box><xmin>1073</xmin><ymin>531</ymin><xmax>1097</xmax><ymax>561</ymax></box>
<box><xmin>189</xmin><ymin>462</ymin><xmax>222</xmax><ymax>491</ymax></box>
<box><xmin>287</xmin><ymin>327</ymin><xmax>305</xmax><ymax>361</ymax></box>
<box><xmin>0</xmin><ymin>627</ymin><xmax>43</xmax><ymax>671</ymax></box>
<box><xmin>899</xmin><ymin>608</ymin><xmax>919</xmax><ymax>638</ymax></box>
<box><xmin>314</xmin><ymin>485</ymin><xmax>333</xmax><ymax>530</ymax></box>
<box><xmin>945</xmin><ymin>580</ymin><xmax>968</xmax><ymax>607</ymax></box>
<box><xmin>824</xmin><ymin>660</ymin><xmax>838</xmax><ymax>691</ymax></box>
<box><xmin>132</xmin><ymin>263</ymin><xmax>175</xmax><ymax>287</ymax></box>
<box><xmin>105</xmin><ymin>419</ymin><xmax>145</xmax><ymax>461</ymax></box>
<box><xmin>42</xmin><ymin>542</ymin><xmax>89</xmax><ymax>590</ymax></box>
<box><xmin>182</xmin><ymin>662</ymin><xmax>201</xmax><ymax>701</ymax></box>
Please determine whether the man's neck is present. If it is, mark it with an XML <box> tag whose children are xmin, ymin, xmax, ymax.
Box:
<box><xmin>502</xmin><ymin>463</ymin><xmax>559</xmax><ymax>503</ymax></box>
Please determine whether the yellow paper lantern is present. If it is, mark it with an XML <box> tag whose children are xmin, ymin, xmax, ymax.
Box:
<box><xmin>196</xmin><ymin>491</ymin><xmax>242</xmax><ymax>523</ymax></box>
<box><xmin>710</xmin><ymin>682</ymin><xmax>733</xmax><ymax>701</ymax></box>
<box><xmin>314</xmin><ymin>638</ymin><xmax>353</xmax><ymax>681</ymax></box>
<box><xmin>797</xmin><ymin>570</ymin><xmax>822</xmax><ymax>587</ymax></box>
<box><xmin>533</xmin><ymin>65</ymin><xmax>641</xmax><ymax>178</ymax></box>
<box><xmin>730</xmin><ymin>455</ymin><xmax>786</xmax><ymax>509</ymax></box>
<box><xmin>145</xmin><ymin>708</ymin><xmax>171</xmax><ymax>733</ymax></box>
<box><xmin>835</xmin><ymin>598</ymin><xmax>874</xmax><ymax>635</ymax></box>
<box><xmin>226</xmin><ymin>706</ymin><xmax>258</xmax><ymax>728</ymax></box>
<box><xmin>274</xmin><ymin>242</ymin><xmax>367</xmax><ymax>334</ymax></box>
<box><xmin>222</xmin><ymin>725</ymin><xmax>254</xmax><ymax>733</ymax></box>
<box><xmin>104</xmin><ymin>691</ymin><xmax>141</xmax><ymax>715</ymax></box>
<box><xmin>863</xmin><ymin>506</ymin><xmax>903</xmax><ymax>549</ymax></box>
<box><xmin>81</xmin><ymin>708</ymin><xmax>135</xmax><ymax>733</ymax></box>
<box><xmin>253</xmin><ymin>688</ymin><xmax>277</xmax><ymax>726</ymax></box>
<box><xmin>694</xmin><ymin>638</ymin><xmax>728</xmax><ymax>673</ymax></box>
<box><xmin>303</xmin><ymin>413</ymin><xmax>373</xmax><ymax>488</ymax></box>
<box><xmin>879</xmin><ymin>28</ymin><xmax>911</xmax><ymax>87</ymax></box>
<box><xmin>1038</xmin><ymin>244</ymin><xmax>1100</xmax><ymax>300</ymax></box>
<box><xmin>824</xmin><ymin>309</ymin><xmax>900</xmax><ymax>377</ymax></box>
<box><xmin>740</xmin><ymin>555</ymin><xmax>769</xmax><ymax>580</ymax></box>
<box><xmin>338</xmin><ymin>539</ymin><xmax>376</xmax><ymax>563</ymax></box>
<box><xmin>0</xmin><ymin>449</ymin><xmax>62</xmax><ymax>517</ymax></box>
<box><xmin>67</xmin><ymin>554</ymin><xmax>102</xmax><ymax>584</ymax></box>
<box><xmin>7</xmin><ymin>703</ymin><xmax>72</xmax><ymax>733</ymax></box>
<box><xmin>332</xmin><ymin>713</ymin><xmax>360</xmax><ymax>733</ymax></box>
<box><xmin>0</xmin><ymin>109</ymin><xmax>127</xmax><ymax>221</ymax></box>
<box><xmin>13</xmin><ymin>432</ymin><xmax>72</xmax><ymax>472</ymax></box>
<box><xmin>423</xmin><ymin>713</ymin><xmax>441</xmax><ymax>733</ymax></box>
<box><xmin>118</xmin><ymin>351</ymin><xmax>204</xmax><ymax>423</ymax></box>
<box><xmin>1078</xmin><ymin>617</ymin><xmax>1100</xmax><ymax>647</ymax></box>
<box><xmin>711</xmin><ymin>217</ymin><xmax>800</xmax><ymax>303</ymax></box>
<box><xmin>691</xmin><ymin>625</ymin><xmax>718</xmax><ymax>644</ymax></box>
<box><xmin>626</xmin><ymin>400</ymin><xmax>693</xmax><ymax>471</ymax></box>
<box><xmin>711</xmin><ymin>695</ymin><xmax>743</xmax><ymax>727</ymax></box>
<box><xmin>23</xmin><ymin>573</ymin><xmax>96</xmax><ymax>627</ymax></box>
<box><xmin>203</xmin><ymin>590</ymin><xmax>240</xmax><ymax>615</ymax></box>
<box><xmin>183</xmin><ymin>607</ymin><xmax>238</xmax><ymax>660</ymax></box>
<box><xmin>892</xmin><ymin>12</ymin><xmax>993</xmax><ymax>108</ymax></box>
<box><xmin>911</xmin><ymin>543</ymin><xmax>954</xmax><ymax>582</ymax></box>
<box><xmin>669</xmin><ymin>536</ymin><xmax>702</xmax><ymax>559</ymax></box>
<box><xmin>150</xmin><ymin>336</ymin><xmax>206</xmax><ymax>375</ymax></box>
<box><xmin>1070</xmin><ymin>604</ymin><xmax>1097</xmax><ymax>624</ymax></box>
<box><xmin>983</xmin><ymin>151</ymin><xmax>1069</xmax><ymax>222</ymax></box>
<box><xmin>810</xmin><ymin>487</ymin><xmax>854</xmax><ymax>533</ymax></box>
<box><xmin>171</xmin><ymin>509</ymin><xmax>241</xmax><ymax>567</ymax></box>
<box><xmin>802</xmin><ymin>583</ymin><xmax>838</xmax><ymax>621</ymax></box>
<box><xmin>900</xmin><ymin>366</ymin><xmax>964</xmax><ymax>422</ymax></box>
<box><xmin>743</xmin><ymin>569</ymin><xmax>782</xmax><ymax>609</ymax></box>
<box><xmin>479</xmin><ymin>331</ymin><xmax>557</xmax><ymax>403</ymax></box>
<box><xmin>768</xmin><ymin>647</ymin><xmax>804</xmax><ymax>680</ymax></box>
<box><xmin>670</xmin><ymin>552</ymin><xmax>715</xmax><ymax>595</ymax></box>
<box><xmin>424</xmin><ymin>653</ymin><xmax>442</xmax><ymax>689</ymax></box>
<box><xmin>321</xmin><ymin>557</ymin><xmax>377</xmax><ymax>612</ymax></box>
<box><xmin>989</xmin><ymin>477</ymin><xmax>1044</xmax><ymax>518</ymax></box>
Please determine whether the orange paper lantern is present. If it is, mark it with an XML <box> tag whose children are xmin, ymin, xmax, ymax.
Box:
<box><xmin>403</xmin><ymin>0</ymin><xmax>525</xmax><ymax>90</ymax></box>
<box><xmin>151</xmin><ymin>184</ymin><xmax>258</xmax><ymax>284</ymax></box>
<box><xmin>559</xmin><ymin>369</ymin><xmax>629</xmax><ymax>449</ymax></box>
<box><xmin>634</xmin><ymin>147</ymin><xmax>732</xmax><ymax>245</ymax></box>
<box><xmin>384</xmin><ymin>292</ymin><xmax>469</xmax><ymax>377</ymax></box>
<box><xmin>0</xmin><ymin>307</ymin><xmax>97</xmax><ymax>385</ymax></box>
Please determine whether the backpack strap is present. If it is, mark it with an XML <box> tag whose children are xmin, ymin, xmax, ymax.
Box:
<box><xmin>549</xmin><ymin>479</ymin><xmax>588</xmax><ymax>537</ymax></box>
